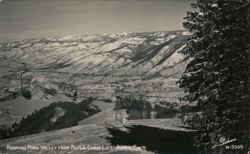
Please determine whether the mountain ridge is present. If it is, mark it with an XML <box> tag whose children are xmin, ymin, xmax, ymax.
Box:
<box><xmin>0</xmin><ymin>31</ymin><xmax>190</xmax><ymax>101</ymax></box>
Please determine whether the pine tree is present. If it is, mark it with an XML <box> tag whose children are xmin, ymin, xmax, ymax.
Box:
<box><xmin>178</xmin><ymin>0</ymin><xmax>249</xmax><ymax>151</ymax></box>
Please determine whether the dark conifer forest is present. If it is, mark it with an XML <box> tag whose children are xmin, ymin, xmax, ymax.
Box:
<box><xmin>178</xmin><ymin>0</ymin><xmax>249</xmax><ymax>152</ymax></box>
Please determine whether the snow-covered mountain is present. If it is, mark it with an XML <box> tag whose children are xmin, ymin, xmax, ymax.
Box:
<box><xmin>0</xmin><ymin>31</ymin><xmax>190</xmax><ymax>102</ymax></box>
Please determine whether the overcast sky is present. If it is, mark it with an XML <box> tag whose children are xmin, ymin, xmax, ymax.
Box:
<box><xmin>0</xmin><ymin>0</ymin><xmax>193</xmax><ymax>42</ymax></box>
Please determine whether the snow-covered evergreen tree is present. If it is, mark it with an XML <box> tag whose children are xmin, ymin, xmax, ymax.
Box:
<box><xmin>178</xmin><ymin>0</ymin><xmax>249</xmax><ymax>151</ymax></box>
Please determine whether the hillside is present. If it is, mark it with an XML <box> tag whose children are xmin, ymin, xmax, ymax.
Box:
<box><xmin>0</xmin><ymin>118</ymin><xmax>197</xmax><ymax>154</ymax></box>
<box><xmin>0</xmin><ymin>31</ymin><xmax>189</xmax><ymax>101</ymax></box>
<box><xmin>0</xmin><ymin>100</ymin><xmax>100</xmax><ymax>139</ymax></box>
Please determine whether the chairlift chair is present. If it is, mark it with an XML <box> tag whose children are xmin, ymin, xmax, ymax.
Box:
<box><xmin>22</xmin><ymin>88</ymin><xmax>32</xmax><ymax>100</ymax></box>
